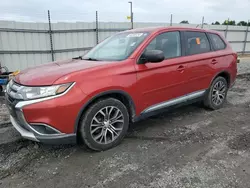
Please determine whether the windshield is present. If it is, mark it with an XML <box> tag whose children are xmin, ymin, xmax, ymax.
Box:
<box><xmin>83</xmin><ymin>32</ymin><xmax>149</xmax><ymax>61</ymax></box>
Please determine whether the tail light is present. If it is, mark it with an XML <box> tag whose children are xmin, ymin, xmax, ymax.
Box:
<box><xmin>233</xmin><ymin>53</ymin><xmax>238</xmax><ymax>59</ymax></box>
<box><xmin>232</xmin><ymin>53</ymin><xmax>240</xmax><ymax>64</ymax></box>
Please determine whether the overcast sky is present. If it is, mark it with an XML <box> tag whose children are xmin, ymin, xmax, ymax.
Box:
<box><xmin>1</xmin><ymin>0</ymin><xmax>250</xmax><ymax>24</ymax></box>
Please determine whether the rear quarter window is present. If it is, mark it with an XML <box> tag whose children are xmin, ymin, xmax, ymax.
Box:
<box><xmin>208</xmin><ymin>33</ymin><xmax>226</xmax><ymax>51</ymax></box>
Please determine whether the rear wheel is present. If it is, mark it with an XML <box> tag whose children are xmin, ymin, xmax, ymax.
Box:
<box><xmin>204</xmin><ymin>76</ymin><xmax>228</xmax><ymax>110</ymax></box>
<box><xmin>79</xmin><ymin>98</ymin><xmax>129</xmax><ymax>151</ymax></box>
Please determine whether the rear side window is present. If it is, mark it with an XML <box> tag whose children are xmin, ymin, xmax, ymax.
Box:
<box><xmin>185</xmin><ymin>31</ymin><xmax>211</xmax><ymax>55</ymax></box>
<box><xmin>208</xmin><ymin>33</ymin><xmax>226</xmax><ymax>50</ymax></box>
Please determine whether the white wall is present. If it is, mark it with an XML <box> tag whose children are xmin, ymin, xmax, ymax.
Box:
<box><xmin>0</xmin><ymin>20</ymin><xmax>249</xmax><ymax>71</ymax></box>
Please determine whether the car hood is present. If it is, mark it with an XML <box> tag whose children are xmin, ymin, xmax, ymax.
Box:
<box><xmin>15</xmin><ymin>59</ymin><xmax>115</xmax><ymax>86</ymax></box>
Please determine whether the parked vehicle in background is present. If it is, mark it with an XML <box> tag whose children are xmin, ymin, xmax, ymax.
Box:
<box><xmin>6</xmin><ymin>27</ymin><xmax>238</xmax><ymax>151</ymax></box>
<box><xmin>0</xmin><ymin>64</ymin><xmax>19</xmax><ymax>94</ymax></box>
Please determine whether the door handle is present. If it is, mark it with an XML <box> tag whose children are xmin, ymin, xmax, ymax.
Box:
<box><xmin>177</xmin><ymin>65</ymin><xmax>185</xmax><ymax>72</ymax></box>
<box><xmin>211</xmin><ymin>59</ymin><xmax>218</xmax><ymax>65</ymax></box>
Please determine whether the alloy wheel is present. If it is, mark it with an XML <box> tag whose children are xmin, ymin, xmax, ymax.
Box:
<box><xmin>211</xmin><ymin>80</ymin><xmax>227</xmax><ymax>106</ymax></box>
<box><xmin>90</xmin><ymin>106</ymin><xmax>124</xmax><ymax>144</ymax></box>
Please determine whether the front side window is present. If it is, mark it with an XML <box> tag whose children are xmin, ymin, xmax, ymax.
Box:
<box><xmin>83</xmin><ymin>32</ymin><xmax>149</xmax><ymax>61</ymax></box>
<box><xmin>145</xmin><ymin>31</ymin><xmax>181</xmax><ymax>59</ymax></box>
<box><xmin>185</xmin><ymin>32</ymin><xmax>211</xmax><ymax>55</ymax></box>
<box><xmin>208</xmin><ymin>33</ymin><xmax>226</xmax><ymax>50</ymax></box>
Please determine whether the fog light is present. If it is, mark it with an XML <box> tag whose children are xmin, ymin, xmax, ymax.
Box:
<box><xmin>30</xmin><ymin>124</ymin><xmax>60</xmax><ymax>135</ymax></box>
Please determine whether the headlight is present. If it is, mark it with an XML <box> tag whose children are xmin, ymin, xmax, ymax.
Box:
<box><xmin>7</xmin><ymin>81</ymin><xmax>74</xmax><ymax>100</ymax></box>
<box><xmin>20</xmin><ymin>83</ymin><xmax>73</xmax><ymax>100</ymax></box>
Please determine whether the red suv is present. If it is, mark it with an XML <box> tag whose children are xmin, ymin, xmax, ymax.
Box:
<box><xmin>6</xmin><ymin>27</ymin><xmax>237</xmax><ymax>151</ymax></box>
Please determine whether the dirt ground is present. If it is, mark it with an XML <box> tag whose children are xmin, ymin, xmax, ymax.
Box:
<box><xmin>1</xmin><ymin>59</ymin><xmax>250</xmax><ymax>188</ymax></box>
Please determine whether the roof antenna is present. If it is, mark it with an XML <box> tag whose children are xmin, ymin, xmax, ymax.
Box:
<box><xmin>196</xmin><ymin>24</ymin><xmax>200</xmax><ymax>28</ymax></box>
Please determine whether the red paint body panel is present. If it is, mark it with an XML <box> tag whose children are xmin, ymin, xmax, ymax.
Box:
<box><xmin>14</xmin><ymin>27</ymin><xmax>237</xmax><ymax>135</ymax></box>
<box><xmin>134</xmin><ymin>58</ymin><xmax>190</xmax><ymax>113</ymax></box>
<box><xmin>22</xmin><ymin>84</ymin><xmax>87</xmax><ymax>133</ymax></box>
<box><xmin>15</xmin><ymin>59</ymin><xmax>119</xmax><ymax>86</ymax></box>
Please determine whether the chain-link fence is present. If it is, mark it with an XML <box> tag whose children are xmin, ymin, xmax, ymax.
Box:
<box><xmin>0</xmin><ymin>10</ymin><xmax>250</xmax><ymax>71</ymax></box>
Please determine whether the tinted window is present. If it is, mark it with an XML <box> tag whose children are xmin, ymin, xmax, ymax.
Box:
<box><xmin>208</xmin><ymin>33</ymin><xmax>226</xmax><ymax>50</ymax></box>
<box><xmin>185</xmin><ymin>32</ymin><xmax>211</xmax><ymax>55</ymax></box>
<box><xmin>145</xmin><ymin>31</ymin><xmax>181</xmax><ymax>59</ymax></box>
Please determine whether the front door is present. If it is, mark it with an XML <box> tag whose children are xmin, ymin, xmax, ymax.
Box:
<box><xmin>134</xmin><ymin>31</ymin><xmax>191</xmax><ymax>114</ymax></box>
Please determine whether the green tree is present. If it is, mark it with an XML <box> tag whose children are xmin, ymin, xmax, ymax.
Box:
<box><xmin>222</xmin><ymin>20</ymin><xmax>236</xmax><ymax>25</ymax></box>
<box><xmin>237</xmin><ymin>21</ymin><xmax>248</xmax><ymax>26</ymax></box>
<box><xmin>213</xmin><ymin>21</ymin><xmax>220</xmax><ymax>25</ymax></box>
<box><xmin>180</xmin><ymin>20</ymin><xmax>189</xmax><ymax>24</ymax></box>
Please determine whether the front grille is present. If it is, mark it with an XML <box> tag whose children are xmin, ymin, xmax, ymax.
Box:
<box><xmin>6</xmin><ymin>81</ymin><xmax>24</xmax><ymax>104</ymax></box>
<box><xmin>8</xmin><ymin>95</ymin><xmax>15</xmax><ymax>103</ymax></box>
<box><xmin>10</xmin><ymin>82</ymin><xmax>21</xmax><ymax>92</ymax></box>
<box><xmin>6</xmin><ymin>81</ymin><xmax>32</xmax><ymax>133</ymax></box>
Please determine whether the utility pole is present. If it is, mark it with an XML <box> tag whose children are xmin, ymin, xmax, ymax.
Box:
<box><xmin>47</xmin><ymin>10</ymin><xmax>54</xmax><ymax>61</ymax></box>
<box><xmin>128</xmin><ymin>1</ymin><xmax>133</xmax><ymax>29</ymax></box>
<box><xmin>201</xmin><ymin>16</ymin><xmax>204</xmax><ymax>28</ymax></box>
<box><xmin>225</xmin><ymin>18</ymin><xmax>230</xmax><ymax>39</ymax></box>
<box><xmin>95</xmin><ymin>11</ymin><xmax>99</xmax><ymax>44</ymax></box>
<box><xmin>170</xmin><ymin>14</ymin><xmax>173</xmax><ymax>26</ymax></box>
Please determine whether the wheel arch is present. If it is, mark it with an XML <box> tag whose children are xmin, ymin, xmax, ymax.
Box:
<box><xmin>74</xmin><ymin>90</ymin><xmax>136</xmax><ymax>133</ymax></box>
<box><xmin>211</xmin><ymin>71</ymin><xmax>231</xmax><ymax>87</ymax></box>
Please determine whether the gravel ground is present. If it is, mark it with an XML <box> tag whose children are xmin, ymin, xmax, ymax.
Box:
<box><xmin>0</xmin><ymin>59</ymin><xmax>250</xmax><ymax>188</ymax></box>
<box><xmin>237</xmin><ymin>57</ymin><xmax>250</xmax><ymax>75</ymax></box>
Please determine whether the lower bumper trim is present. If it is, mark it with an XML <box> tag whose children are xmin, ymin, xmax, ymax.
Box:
<box><xmin>36</xmin><ymin>134</ymin><xmax>77</xmax><ymax>144</ymax></box>
<box><xmin>10</xmin><ymin>115</ymin><xmax>39</xmax><ymax>142</ymax></box>
<box><xmin>10</xmin><ymin>115</ymin><xmax>77</xmax><ymax>144</ymax></box>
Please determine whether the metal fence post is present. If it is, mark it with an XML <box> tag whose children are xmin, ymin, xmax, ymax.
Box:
<box><xmin>96</xmin><ymin>11</ymin><xmax>99</xmax><ymax>44</ymax></box>
<box><xmin>225</xmin><ymin>18</ymin><xmax>229</xmax><ymax>39</ymax></box>
<box><xmin>243</xmin><ymin>20</ymin><xmax>249</xmax><ymax>54</ymax></box>
<box><xmin>128</xmin><ymin>2</ymin><xmax>133</xmax><ymax>29</ymax></box>
<box><xmin>201</xmin><ymin>16</ymin><xmax>204</xmax><ymax>28</ymax></box>
<box><xmin>170</xmin><ymin>14</ymin><xmax>173</xmax><ymax>26</ymax></box>
<box><xmin>47</xmin><ymin>10</ymin><xmax>54</xmax><ymax>61</ymax></box>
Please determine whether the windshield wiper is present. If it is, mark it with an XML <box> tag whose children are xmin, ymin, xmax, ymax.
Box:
<box><xmin>82</xmin><ymin>57</ymin><xmax>100</xmax><ymax>61</ymax></box>
<box><xmin>72</xmin><ymin>56</ymin><xmax>100</xmax><ymax>61</ymax></box>
<box><xmin>72</xmin><ymin>56</ymin><xmax>83</xmax><ymax>60</ymax></box>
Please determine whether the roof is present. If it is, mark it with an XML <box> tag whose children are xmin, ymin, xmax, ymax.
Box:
<box><xmin>122</xmin><ymin>26</ymin><xmax>218</xmax><ymax>34</ymax></box>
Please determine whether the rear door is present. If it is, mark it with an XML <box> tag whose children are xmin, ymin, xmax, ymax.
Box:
<box><xmin>182</xmin><ymin>31</ymin><xmax>216</xmax><ymax>93</ymax></box>
<box><xmin>134</xmin><ymin>31</ymin><xmax>191</xmax><ymax>113</ymax></box>
<box><xmin>207</xmin><ymin>33</ymin><xmax>237</xmax><ymax>83</ymax></box>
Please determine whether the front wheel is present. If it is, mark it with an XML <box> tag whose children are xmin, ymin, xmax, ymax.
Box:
<box><xmin>79</xmin><ymin>98</ymin><xmax>129</xmax><ymax>151</ymax></box>
<box><xmin>203</xmin><ymin>76</ymin><xmax>228</xmax><ymax>110</ymax></box>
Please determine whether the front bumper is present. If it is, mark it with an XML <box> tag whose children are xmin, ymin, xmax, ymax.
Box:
<box><xmin>10</xmin><ymin>115</ymin><xmax>38</xmax><ymax>141</ymax></box>
<box><xmin>5</xmin><ymin>82</ymin><xmax>83</xmax><ymax>144</ymax></box>
<box><xmin>9</xmin><ymin>112</ymin><xmax>76</xmax><ymax>144</ymax></box>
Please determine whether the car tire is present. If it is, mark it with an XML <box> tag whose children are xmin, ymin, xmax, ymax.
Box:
<box><xmin>79</xmin><ymin>98</ymin><xmax>129</xmax><ymax>151</ymax></box>
<box><xmin>203</xmin><ymin>76</ymin><xmax>228</xmax><ymax>110</ymax></box>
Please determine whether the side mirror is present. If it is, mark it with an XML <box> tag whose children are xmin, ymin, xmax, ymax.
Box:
<box><xmin>139</xmin><ymin>50</ymin><xmax>165</xmax><ymax>64</ymax></box>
